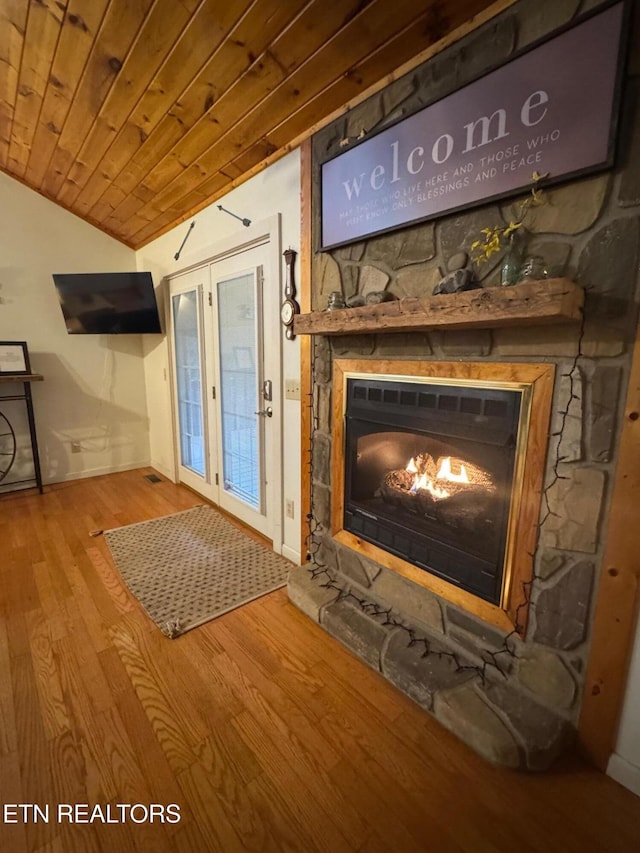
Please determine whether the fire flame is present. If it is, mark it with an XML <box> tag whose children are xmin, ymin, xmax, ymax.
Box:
<box><xmin>412</xmin><ymin>472</ymin><xmax>450</xmax><ymax>499</ymax></box>
<box><xmin>437</xmin><ymin>456</ymin><xmax>469</xmax><ymax>484</ymax></box>
<box><xmin>405</xmin><ymin>455</ymin><xmax>469</xmax><ymax>501</ymax></box>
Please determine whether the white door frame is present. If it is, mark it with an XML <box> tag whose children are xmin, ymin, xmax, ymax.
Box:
<box><xmin>166</xmin><ymin>215</ymin><xmax>284</xmax><ymax>553</ymax></box>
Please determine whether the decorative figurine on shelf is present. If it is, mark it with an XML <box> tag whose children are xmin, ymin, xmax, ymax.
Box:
<box><xmin>326</xmin><ymin>291</ymin><xmax>346</xmax><ymax>310</ymax></box>
<box><xmin>432</xmin><ymin>251</ymin><xmax>478</xmax><ymax>296</ymax></box>
<box><xmin>432</xmin><ymin>267</ymin><xmax>477</xmax><ymax>296</ymax></box>
<box><xmin>364</xmin><ymin>290</ymin><xmax>395</xmax><ymax>304</ymax></box>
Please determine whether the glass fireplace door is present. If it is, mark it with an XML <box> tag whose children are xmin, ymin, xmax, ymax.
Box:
<box><xmin>343</xmin><ymin>376</ymin><xmax>523</xmax><ymax>604</ymax></box>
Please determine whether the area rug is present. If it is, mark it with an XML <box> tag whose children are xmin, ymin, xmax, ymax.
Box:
<box><xmin>103</xmin><ymin>505</ymin><xmax>290</xmax><ymax>637</ymax></box>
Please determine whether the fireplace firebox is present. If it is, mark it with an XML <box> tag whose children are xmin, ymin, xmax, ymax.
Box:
<box><xmin>343</xmin><ymin>376</ymin><xmax>524</xmax><ymax>604</ymax></box>
<box><xmin>333</xmin><ymin>360</ymin><xmax>554</xmax><ymax>632</ymax></box>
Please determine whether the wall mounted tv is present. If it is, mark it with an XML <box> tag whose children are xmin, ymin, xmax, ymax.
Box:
<box><xmin>52</xmin><ymin>271</ymin><xmax>162</xmax><ymax>334</ymax></box>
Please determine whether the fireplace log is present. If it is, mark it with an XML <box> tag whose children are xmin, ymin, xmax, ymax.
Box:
<box><xmin>378</xmin><ymin>458</ymin><xmax>498</xmax><ymax>531</ymax></box>
<box><xmin>434</xmin><ymin>487</ymin><xmax>497</xmax><ymax>531</ymax></box>
<box><xmin>377</xmin><ymin>471</ymin><xmax>421</xmax><ymax>514</ymax></box>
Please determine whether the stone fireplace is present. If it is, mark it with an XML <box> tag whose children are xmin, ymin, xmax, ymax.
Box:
<box><xmin>288</xmin><ymin>0</ymin><xmax>640</xmax><ymax>771</ymax></box>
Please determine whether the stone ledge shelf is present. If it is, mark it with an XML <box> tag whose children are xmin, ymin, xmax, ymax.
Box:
<box><xmin>294</xmin><ymin>278</ymin><xmax>583</xmax><ymax>336</ymax></box>
<box><xmin>288</xmin><ymin>566</ymin><xmax>573</xmax><ymax>770</ymax></box>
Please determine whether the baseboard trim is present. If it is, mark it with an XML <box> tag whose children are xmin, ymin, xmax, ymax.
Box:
<box><xmin>607</xmin><ymin>753</ymin><xmax>640</xmax><ymax>797</ymax></box>
<box><xmin>149</xmin><ymin>460</ymin><xmax>176</xmax><ymax>482</ymax></box>
<box><xmin>44</xmin><ymin>460</ymin><xmax>152</xmax><ymax>485</ymax></box>
<box><xmin>281</xmin><ymin>543</ymin><xmax>301</xmax><ymax>565</ymax></box>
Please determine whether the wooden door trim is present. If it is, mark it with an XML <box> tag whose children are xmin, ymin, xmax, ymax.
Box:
<box><xmin>300</xmin><ymin>139</ymin><xmax>313</xmax><ymax>560</ymax></box>
<box><xmin>579</xmin><ymin>315</ymin><xmax>640</xmax><ymax>769</ymax></box>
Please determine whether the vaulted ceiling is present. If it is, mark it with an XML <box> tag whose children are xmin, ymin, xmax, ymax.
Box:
<box><xmin>1</xmin><ymin>0</ymin><xmax>503</xmax><ymax>249</ymax></box>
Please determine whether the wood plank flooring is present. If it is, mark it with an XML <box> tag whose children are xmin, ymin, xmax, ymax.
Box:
<box><xmin>0</xmin><ymin>468</ymin><xmax>638</xmax><ymax>853</ymax></box>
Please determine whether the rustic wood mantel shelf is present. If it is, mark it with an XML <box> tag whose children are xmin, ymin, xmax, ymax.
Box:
<box><xmin>293</xmin><ymin>278</ymin><xmax>583</xmax><ymax>336</ymax></box>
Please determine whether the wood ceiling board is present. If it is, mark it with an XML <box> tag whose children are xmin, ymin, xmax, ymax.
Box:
<box><xmin>7</xmin><ymin>0</ymin><xmax>68</xmax><ymax>177</ymax></box>
<box><xmin>125</xmin><ymin>0</ymin><xmax>514</xmax><ymax>249</ymax></box>
<box><xmin>264</xmin><ymin>1</ymin><xmax>484</xmax><ymax>152</ymax></box>
<box><xmin>124</xmin><ymin>6</ymin><xmax>506</xmax><ymax>248</ymax></box>
<box><xmin>40</xmin><ymin>0</ymin><xmax>156</xmax><ymax>199</ymax></box>
<box><xmin>122</xmin><ymin>0</ymin><xmax>492</xmax><ymax>246</ymax></box>
<box><xmin>0</xmin><ymin>0</ymin><xmax>506</xmax><ymax>247</ymax></box>
<box><xmin>102</xmin><ymin>0</ymin><xmax>470</xmax><ymax>242</ymax></box>
<box><xmin>105</xmin><ymin>55</ymin><xmax>288</xmax><ymax>231</ymax></box>
<box><xmin>113</xmin><ymin>0</ymin><xmax>452</xmax><ymax>241</ymax></box>
<box><xmin>229</xmin><ymin>140</ymin><xmax>281</xmax><ymax>178</ymax></box>
<box><xmin>103</xmin><ymin>0</ymin><xmax>359</xmax><ymax>217</ymax></box>
<box><xmin>0</xmin><ymin>0</ymin><xmax>30</xmax><ymax>169</ymax></box>
<box><xmin>71</xmin><ymin>0</ymin><xmax>254</xmax><ymax>217</ymax></box>
<box><xmin>86</xmin><ymin>0</ymin><xmax>310</xmax><ymax>226</ymax></box>
<box><xmin>57</xmin><ymin>0</ymin><xmax>201</xmax><ymax>209</ymax></box>
<box><xmin>222</xmin><ymin>0</ymin><xmax>494</xmax><ymax>165</ymax></box>
<box><xmin>24</xmin><ymin>0</ymin><xmax>111</xmax><ymax>188</ymax></box>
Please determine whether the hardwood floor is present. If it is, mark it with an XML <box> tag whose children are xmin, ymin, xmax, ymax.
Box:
<box><xmin>0</xmin><ymin>469</ymin><xmax>638</xmax><ymax>853</ymax></box>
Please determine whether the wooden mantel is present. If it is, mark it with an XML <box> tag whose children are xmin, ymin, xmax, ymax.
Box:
<box><xmin>294</xmin><ymin>278</ymin><xmax>583</xmax><ymax>336</ymax></box>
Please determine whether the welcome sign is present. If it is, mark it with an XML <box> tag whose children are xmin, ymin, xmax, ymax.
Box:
<box><xmin>320</xmin><ymin>2</ymin><xmax>626</xmax><ymax>250</ymax></box>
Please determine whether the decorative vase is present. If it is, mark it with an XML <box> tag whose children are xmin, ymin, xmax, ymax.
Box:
<box><xmin>519</xmin><ymin>255</ymin><xmax>549</xmax><ymax>283</ymax></box>
<box><xmin>500</xmin><ymin>232</ymin><xmax>525</xmax><ymax>287</ymax></box>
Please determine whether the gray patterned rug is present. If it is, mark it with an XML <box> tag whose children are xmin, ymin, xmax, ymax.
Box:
<box><xmin>104</xmin><ymin>505</ymin><xmax>290</xmax><ymax>637</ymax></box>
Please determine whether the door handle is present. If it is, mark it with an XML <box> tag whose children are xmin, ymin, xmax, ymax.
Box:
<box><xmin>254</xmin><ymin>407</ymin><xmax>273</xmax><ymax>418</ymax></box>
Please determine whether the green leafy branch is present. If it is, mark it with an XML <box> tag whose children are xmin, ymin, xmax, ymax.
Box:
<box><xmin>470</xmin><ymin>171</ymin><xmax>549</xmax><ymax>265</ymax></box>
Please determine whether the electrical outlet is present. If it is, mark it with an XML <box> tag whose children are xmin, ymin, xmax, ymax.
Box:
<box><xmin>71</xmin><ymin>441</ymin><xmax>81</xmax><ymax>453</ymax></box>
<box><xmin>285</xmin><ymin>379</ymin><xmax>301</xmax><ymax>401</ymax></box>
<box><xmin>286</xmin><ymin>499</ymin><xmax>295</xmax><ymax>519</ymax></box>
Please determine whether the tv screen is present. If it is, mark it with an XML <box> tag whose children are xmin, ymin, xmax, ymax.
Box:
<box><xmin>52</xmin><ymin>271</ymin><xmax>162</xmax><ymax>334</ymax></box>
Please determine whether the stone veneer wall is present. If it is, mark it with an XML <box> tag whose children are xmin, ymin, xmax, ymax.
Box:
<box><xmin>287</xmin><ymin>0</ymin><xmax>640</xmax><ymax>769</ymax></box>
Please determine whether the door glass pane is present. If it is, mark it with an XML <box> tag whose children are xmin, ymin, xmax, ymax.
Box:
<box><xmin>172</xmin><ymin>291</ymin><xmax>205</xmax><ymax>476</ymax></box>
<box><xmin>217</xmin><ymin>273</ymin><xmax>260</xmax><ymax>509</ymax></box>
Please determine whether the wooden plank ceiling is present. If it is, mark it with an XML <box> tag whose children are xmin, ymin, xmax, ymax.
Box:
<box><xmin>1</xmin><ymin>0</ymin><xmax>500</xmax><ymax>249</ymax></box>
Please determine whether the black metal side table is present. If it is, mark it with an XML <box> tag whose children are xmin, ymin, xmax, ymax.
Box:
<box><xmin>0</xmin><ymin>373</ymin><xmax>44</xmax><ymax>494</ymax></box>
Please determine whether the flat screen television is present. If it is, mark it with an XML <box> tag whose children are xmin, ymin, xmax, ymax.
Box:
<box><xmin>52</xmin><ymin>271</ymin><xmax>162</xmax><ymax>334</ymax></box>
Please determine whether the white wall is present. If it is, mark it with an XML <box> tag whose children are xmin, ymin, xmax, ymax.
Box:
<box><xmin>0</xmin><ymin>172</ymin><xmax>151</xmax><ymax>486</ymax></box>
<box><xmin>608</xmin><ymin>614</ymin><xmax>640</xmax><ymax>797</ymax></box>
<box><xmin>136</xmin><ymin>150</ymin><xmax>302</xmax><ymax>561</ymax></box>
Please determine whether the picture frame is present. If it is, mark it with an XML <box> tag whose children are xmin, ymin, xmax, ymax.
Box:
<box><xmin>0</xmin><ymin>341</ymin><xmax>30</xmax><ymax>375</ymax></box>
<box><xmin>320</xmin><ymin>0</ymin><xmax>628</xmax><ymax>250</ymax></box>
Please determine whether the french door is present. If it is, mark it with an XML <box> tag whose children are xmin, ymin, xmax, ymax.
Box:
<box><xmin>169</xmin><ymin>267</ymin><xmax>218</xmax><ymax>502</ymax></box>
<box><xmin>168</xmin><ymin>236</ymin><xmax>281</xmax><ymax>546</ymax></box>
<box><xmin>209</xmin><ymin>244</ymin><xmax>279</xmax><ymax>540</ymax></box>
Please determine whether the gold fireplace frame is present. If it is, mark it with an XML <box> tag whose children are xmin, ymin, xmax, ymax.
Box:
<box><xmin>331</xmin><ymin>359</ymin><xmax>555</xmax><ymax>635</ymax></box>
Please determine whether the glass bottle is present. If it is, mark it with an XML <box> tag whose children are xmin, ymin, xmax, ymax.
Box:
<box><xmin>500</xmin><ymin>231</ymin><xmax>525</xmax><ymax>287</ymax></box>
<box><xmin>326</xmin><ymin>291</ymin><xmax>346</xmax><ymax>310</ymax></box>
